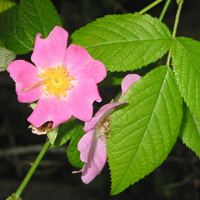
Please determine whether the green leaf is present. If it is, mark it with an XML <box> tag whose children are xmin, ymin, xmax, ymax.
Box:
<box><xmin>0</xmin><ymin>47</ymin><xmax>16</xmax><ymax>71</ymax></box>
<box><xmin>107</xmin><ymin>66</ymin><xmax>183</xmax><ymax>195</ymax></box>
<box><xmin>19</xmin><ymin>0</ymin><xmax>62</xmax><ymax>43</ymax></box>
<box><xmin>71</xmin><ymin>13</ymin><xmax>172</xmax><ymax>72</ymax></box>
<box><xmin>171</xmin><ymin>37</ymin><xmax>200</xmax><ymax>119</ymax></box>
<box><xmin>0</xmin><ymin>5</ymin><xmax>33</xmax><ymax>54</ymax></box>
<box><xmin>6</xmin><ymin>193</ymin><xmax>22</xmax><ymax>200</ymax></box>
<box><xmin>67</xmin><ymin>123</ymin><xmax>84</xmax><ymax>169</ymax></box>
<box><xmin>29</xmin><ymin>102</ymin><xmax>37</xmax><ymax>110</ymax></box>
<box><xmin>0</xmin><ymin>0</ymin><xmax>16</xmax><ymax>13</ymax></box>
<box><xmin>54</xmin><ymin>120</ymin><xmax>84</xmax><ymax>168</ymax></box>
<box><xmin>47</xmin><ymin>127</ymin><xmax>58</xmax><ymax>145</ymax></box>
<box><xmin>101</xmin><ymin>63</ymin><xmax>158</xmax><ymax>85</ymax></box>
<box><xmin>54</xmin><ymin>121</ymin><xmax>74</xmax><ymax>147</ymax></box>
<box><xmin>0</xmin><ymin>37</ymin><xmax>5</xmax><ymax>47</ymax></box>
<box><xmin>101</xmin><ymin>71</ymin><xmax>128</xmax><ymax>85</ymax></box>
<box><xmin>180</xmin><ymin>104</ymin><xmax>200</xmax><ymax>157</ymax></box>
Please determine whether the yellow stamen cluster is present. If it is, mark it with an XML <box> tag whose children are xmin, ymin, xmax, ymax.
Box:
<box><xmin>38</xmin><ymin>65</ymin><xmax>75</xmax><ymax>98</ymax></box>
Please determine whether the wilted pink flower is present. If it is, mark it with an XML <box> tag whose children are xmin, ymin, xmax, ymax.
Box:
<box><xmin>7</xmin><ymin>26</ymin><xmax>107</xmax><ymax>129</ymax></box>
<box><xmin>73</xmin><ymin>74</ymin><xmax>141</xmax><ymax>184</ymax></box>
<box><xmin>29</xmin><ymin>121</ymin><xmax>53</xmax><ymax>135</ymax></box>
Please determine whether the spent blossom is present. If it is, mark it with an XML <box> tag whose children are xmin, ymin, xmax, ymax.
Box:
<box><xmin>73</xmin><ymin>74</ymin><xmax>141</xmax><ymax>184</ymax></box>
<box><xmin>7</xmin><ymin>26</ymin><xmax>107</xmax><ymax>129</ymax></box>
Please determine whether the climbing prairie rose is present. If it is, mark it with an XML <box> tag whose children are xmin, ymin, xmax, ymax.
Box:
<box><xmin>7</xmin><ymin>26</ymin><xmax>107</xmax><ymax>129</ymax></box>
<box><xmin>73</xmin><ymin>74</ymin><xmax>141</xmax><ymax>184</ymax></box>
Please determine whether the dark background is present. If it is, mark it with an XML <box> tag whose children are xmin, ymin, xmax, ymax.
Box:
<box><xmin>1</xmin><ymin>0</ymin><xmax>200</xmax><ymax>199</ymax></box>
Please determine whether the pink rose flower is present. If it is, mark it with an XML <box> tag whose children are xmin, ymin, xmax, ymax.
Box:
<box><xmin>73</xmin><ymin>74</ymin><xmax>141</xmax><ymax>184</ymax></box>
<box><xmin>7</xmin><ymin>26</ymin><xmax>107</xmax><ymax>129</ymax></box>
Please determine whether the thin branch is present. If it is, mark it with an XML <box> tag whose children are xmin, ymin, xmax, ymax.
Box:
<box><xmin>139</xmin><ymin>0</ymin><xmax>163</xmax><ymax>15</ymax></box>
<box><xmin>159</xmin><ymin>0</ymin><xmax>172</xmax><ymax>21</ymax></box>
<box><xmin>15</xmin><ymin>140</ymin><xmax>51</xmax><ymax>198</ymax></box>
<box><xmin>166</xmin><ymin>0</ymin><xmax>183</xmax><ymax>66</ymax></box>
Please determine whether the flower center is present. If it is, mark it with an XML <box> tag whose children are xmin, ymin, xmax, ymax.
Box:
<box><xmin>22</xmin><ymin>65</ymin><xmax>75</xmax><ymax>99</ymax></box>
<box><xmin>97</xmin><ymin>118</ymin><xmax>110</xmax><ymax>140</ymax></box>
<box><xmin>38</xmin><ymin>65</ymin><xmax>75</xmax><ymax>98</ymax></box>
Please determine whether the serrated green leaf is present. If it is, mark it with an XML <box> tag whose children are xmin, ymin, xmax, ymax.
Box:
<box><xmin>107</xmin><ymin>66</ymin><xmax>183</xmax><ymax>195</ymax></box>
<box><xmin>67</xmin><ymin>123</ymin><xmax>84</xmax><ymax>168</ymax></box>
<box><xmin>0</xmin><ymin>0</ymin><xmax>16</xmax><ymax>13</ymax></box>
<box><xmin>19</xmin><ymin>0</ymin><xmax>62</xmax><ymax>43</ymax></box>
<box><xmin>6</xmin><ymin>193</ymin><xmax>22</xmax><ymax>200</ymax></box>
<box><xmin>171</xmin><ymin>37</ymin><xmax>200</xmax><ymax>120</ymax></box>
<box><xmin>180</xmin><ymin>104</ymin><xmax>200</xmax><ymax>157</ymax></box>
<box><xmin>71</xmin><ymin>13</ymin><xmax>172</xmax><ymax>72</ymax></box>
<box><xmin>0</xmin><ymin>5</ymin><xmax>33</xmax><ymax>54</ymax></box>
<box><xmin>0</xmin><ymin>47</ymin><xmax>16</xmax><ymax>71</ymax></box>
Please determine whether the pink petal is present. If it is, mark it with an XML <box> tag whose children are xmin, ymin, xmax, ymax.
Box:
<box><xmin>73</xmin><ymin>130</ymin><xmax>107</xmax><ymax>184</ymax></box>
<box><xmin>121</xmin><ymin>74</ymin><xmax>141</xmax><ymax>97</ymax></box>
<box><xmin>74</xmin><ymin>129</ymin><xmax>107</xmax><ymax>184</ymax></box>
<box><xmin>81</xmin><ymin>137</ymin><xmax>107</xmax><ymax>184</ymax></box>
<box><xmin>27</xmin><ymin>96</ymin><xmax>72</xmax><ymax>128</ymax></box>
<box><xmin>67</xmin><ymin>79</ymin><xmax>102</xmax><ymax>122</ymax></box>
<box><xmin>7</xmin><ymin>60</ymin><xmax>42</xmax><ymax>103</ymax></box>
<box><xmin>31</xmin><ymin>26</ymin><xmax>68</xmax><ymax>69</ymax></box>
<box><xmin>84</xmin><ymin>102</ymin><xmax>125</xmax><ymax>132</ymax></box>
<box><xmin>64</xmin><ymin>44</ymin><xmax>107</xmax><ymax>83</ymax></box>
<box><xmin>78</xmin><ymin>130</ymin><xmax>95</xmax><ymax>163</ymax></box>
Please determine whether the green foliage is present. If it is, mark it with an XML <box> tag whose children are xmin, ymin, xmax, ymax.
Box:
<box><xmin>54</xmin><ymin>121</ymin><xmax>75</xmax><ymax>147</ymax></box>
<box><xmin>0</xmin><ymin>0</ymin><xmax>62</xmax><ymax>55</ymax></box>
<box><xmin>54</xmin><ymin>120</ymin><xmax>84</xmax><ymax>168</ymax></box>
<box><xmin>0</xmin><ymin>37</ymin><xmax>5</xmax><ymax>47</ymax></box>
<box><xmin>66</xmin><ymin>124</ymin><xmax>84</xmax><ymax>169</ymax></box>
<box><xmin>47</xmin><ymin>127</ymin><xmax>58</xmax><ymax>145</ymax></box>
<box><xmin>0</xmin><ymin>0</ymin><xmax>16</xmax><ymax>13</ymax></box>
<box><xmin>2</xmin><ymin>0</ymin><xmax>200</xmax><ymax>196</ymax></box>
<box><xmin>6</xmin><ymin>193</ymin><xmax>22</xmax><ymax>200</ymax></box>
<box><xmin>101</xmin><ymin>63</ymin><xmax>158</xmax><ymax>86</ymax></box>
<box><xmin>19</xmin><ymin>0</ymin><xmax>63</xmax><ymax>43</ymax></box>
<box><xmin>107</xmin><ymin>66</ymin><xmax>183</xmax><ymax>195</ymax></box>
<box><xmin>0</xmin><ymin>5</ymin><xmax>33</xmax><ymax>54</ymax></box>
<box><xmin>71</xmin><ymin>13</ymin><xmax>172</xmax><ymax>72</ymax></box>
<box><xmin>0</xmin><ymin>47</ymin><xmax>16</xmax><ymax>71</ymax></box>
<box><xmin>171</xmin><ymin>37</ymin><xmax>200</xmax><ymax>120</ymax></box>
<box><xmin>180</xmin><ymin>104</ymin><xmax>200</xmax><ymax>157</ymax></box>
<box><xmin>101</xmin><ymin>71</ymin><xmax>129</xmax><ymax>85</ymax></box>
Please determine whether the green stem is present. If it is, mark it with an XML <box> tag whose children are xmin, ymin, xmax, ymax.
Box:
<box><xmin>159</xmin><ymin>0</ymin><xmax>172</xmax><ymax>21</ymax></box>
<box><xmin>166</xmin><ymin>0</ymin><xmax>183</xmax><ymax>66</ymax></box>
<box><xmin>139</xmin><ymin>0</ymin><xmax>163</xmax><ymax>15</ymax></box>
<box><xmin>15</xmin><ymin>140</ymin><xmax>50</xmax><ymax>198</ymax></box>
<box><xmin>172</xmin><ymin>0</ymin><xmax>183</xmax><ymax>39</ymax></box>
